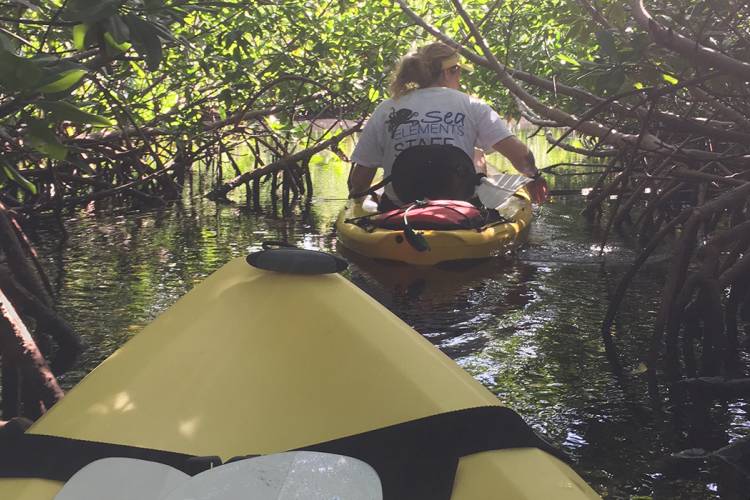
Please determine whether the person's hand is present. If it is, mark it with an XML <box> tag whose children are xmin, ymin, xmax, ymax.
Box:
<box><xmin>526</xmin><ymin>175</ymin><xmax>549</xmax><ymax>204</ymax></box>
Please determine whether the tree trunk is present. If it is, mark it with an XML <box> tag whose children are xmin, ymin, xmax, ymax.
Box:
<box><xmin>0</xmin><ymin>288</ymin><xmax>64</xmax><ymax>415</ymax></box>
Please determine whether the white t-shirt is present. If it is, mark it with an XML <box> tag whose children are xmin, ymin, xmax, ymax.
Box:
<box><xmin>351</xmin><ymin>87</ymin><xmax>513</xmax><ymax>204</ymax></box>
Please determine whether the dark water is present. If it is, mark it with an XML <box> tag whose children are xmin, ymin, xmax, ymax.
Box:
<box><xmin>27</xmin><ymin>138</ymin><xmax>748</xmax><ymax>499</ymax></box>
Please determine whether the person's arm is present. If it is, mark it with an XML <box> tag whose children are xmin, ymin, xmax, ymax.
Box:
<box><xmin>473</xmin><ymin>148</ymin><xmax>488</xmax><ymax>175</ymax></box>
<box><xmin>347</xmin><ymin>164</ymin><xmax>377</xmax><ymax>200</ymax></box>
<box><xmin>348</xmin><ymin>103</ymin><xmax>384</xmax><ymax>201</ymax></box>
<box><xmin>492</xmin><ymin>136</ymin><xmax>538</xmax><ymax>176</ymax></box>
<box><xmin>491</xmin><ymin>136</ymin><xmax>548</xmax><ymax>203</ymax></box>
<box><xmin>470</xmin><ymin>98</ymin><xmax>547</xmax><ymax>203</ymax></box>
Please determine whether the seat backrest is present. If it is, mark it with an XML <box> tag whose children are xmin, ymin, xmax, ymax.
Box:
<box><xmin>390</xmin><ymin>145</ymin><xmax>476</xmax><ymax>203</ymax></box>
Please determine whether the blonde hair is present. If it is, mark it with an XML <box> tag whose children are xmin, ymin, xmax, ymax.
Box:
<box><xmin>389</xmin><ymin>42</ymin><xmax>457</xmax><ymax>98</ymax></box>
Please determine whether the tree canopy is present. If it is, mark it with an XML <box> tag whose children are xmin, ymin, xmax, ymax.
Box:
<box><xmin>1</xmin><ymin>1</ymin><xmax>747</xmax><ymax>203</ymax></box>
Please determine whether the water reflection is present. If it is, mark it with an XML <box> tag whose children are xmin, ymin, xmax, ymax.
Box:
<box><xmin>26</xmin><ymin>136</ymin><xmax>747</xmax><ymax>499</ymax></box>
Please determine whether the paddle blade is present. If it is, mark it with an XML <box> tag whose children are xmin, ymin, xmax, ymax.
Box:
<box><xmin>475</xmin><ymin>174</ymin><xmax>533</xmax><ymax>210</ymax></box>
<box><xmin>161</xmin><ymin>451</ymin><xmax>382</xmax><ymax>500</ymax></box>
<box><xmin>54</xmin><ymin>457</ymin><xmax>189</xmax><ymax>500</ymax></box>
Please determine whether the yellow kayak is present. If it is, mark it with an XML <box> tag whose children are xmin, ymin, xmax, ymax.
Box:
<box><xmin>0</xmin><ymin>251</ymin><xmax>598</xmax><ymax>499</ymax></box>
<box><xmin>335</xmin><ymin>192</ymin><xmax>532</xmax><ymax>266</ymax></box>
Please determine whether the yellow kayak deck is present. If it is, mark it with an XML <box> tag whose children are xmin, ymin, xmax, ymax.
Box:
<box><xmin>335</xmin><ymin>194</ymin><xmax>532</xmax><ymax>266</ymax></box>
<box><xmin>0</xmin><ymin>256</ymin><xmax>598</xmax><ymax>499</ymax></box>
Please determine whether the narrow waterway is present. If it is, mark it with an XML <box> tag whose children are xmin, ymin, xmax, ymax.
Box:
<box><xmin>27</xmin><ymin>135</ymin><xmax>748</xmax><ymax>499</ymax></box>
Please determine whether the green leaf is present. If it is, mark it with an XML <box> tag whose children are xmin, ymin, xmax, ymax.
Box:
<box><xmin>63</xmin><ymin>0</ymin><xmax>121</xmax><ymax>23</ymax></box>
<box><xmin>0</xmin><ymin>50</ymin><xmax>43</xmax><ymax>90</ymax></box>
<box><xmin>106</xmin><ymin>15</ymin><xmax>130</xmax><ymax>44</ymax></box>
<box><xmin>28</xmin><ymin>137</ymin><xmax>67</xmax><ymax>161</ymax></box>
<box><xmin>595</xmin><ymin>30</ymin><xmax>619</xmax><ymax>62</ymax></box>
<box><xmin>367</xmin><ymin>87</ymin><xmax>380</xmax><ymax>101</ymax></box>
<box><xmin>124</xmin><ymin>14</ymin><xmax>163</xmax><ymax>71</ymax></box>
<box><xmin>37</xmin><ymin>101</ymin><xmax>114</xmax><ymax>126</ymax></box>
<box><xmin>103</xmin><ymin>32</ymin><xmax>132</xmax><ymax>53</ymax></box>
<box><xmin>26</xmin><ymin>118</ymin><xmax>68</xmax><ymax>161</ymax></box>
<box><xmin>0</xmin><ymin>32</ymin><xmax>17</xmax><ymax>52</ymax></box>
<box><xmin>162</xmin><ymin>91</ymin><xmax>178</xmax><ymax>109</ymax></box>
<box><xmin>630</xmin><ymin>32</ymin><xmax>651</xmax><ymax>57</ymax></box>
<box><xmin>1</xmin><ymin>160</ymin><xmax>37</xmax><ymax>195</ymax></box>
<box><xmin>26</xmin><ymin>62</ymin><xmax>95</xmax><ymax>97</ymax></box>
<box><xmin>556</xmin><ymin>54</ymin><xmax>581</xmax><ymax>67</ymax></box>
<box><xmin>606</xmin><ymin>3</ymin><xmax>627</xmax><ymax>29</ymax></box>
<box><xmin>629</xmin><ymin>362</ymin><xmax>648</xmax><ymax>375</ymax></box>
<box><xmin>595</xmin><ymin>68</ymin><xmax>625</xmax><ymax>96</ymax></box>
<box><xmin>10</xmin><ymin>0</ymin><xmax>40</xmax><ymax>10</ymax></box>
<box><xmin>662</xmin><ymin>73</ymin><xmax>679</xmax><ymax>85</ymax></box>
<box><xmin>219</xmin><ymin>88</ymin><xmax>233</xmax><ymax>108</ymax></box>
<box><xmin>36</xmin><ymin>69</ymin><xmax>87</xmax><ymax>93</ymax></box>
<box><xmin>73</xmin><ymin>24</ymin><xmax>88</xmax><ymax>50</ymax></box>
<box><xmin>15</xmin><ymin>58</ymin><xmax>44</xmax><ymax>87</ymax></box>
<box><xmin>149</xmin><ymin>20</ymin><xmax>175</xmax><ymax>42</ymax></box>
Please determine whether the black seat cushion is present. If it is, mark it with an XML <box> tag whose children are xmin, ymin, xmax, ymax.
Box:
<box><xmin>391</xmin><ymin>145</ymin><xmax>477</xmax><ymax>203</ymax></box>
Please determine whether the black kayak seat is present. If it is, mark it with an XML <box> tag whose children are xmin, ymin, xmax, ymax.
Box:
<box><xmin>390</xmin><ymin>145</ymin><xmax>478</xmax><ymax>204</ymax></box>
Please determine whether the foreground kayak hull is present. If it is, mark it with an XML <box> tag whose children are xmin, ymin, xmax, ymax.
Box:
<box><xmin>0</xmin><ymin>257</ymin><xmax>598</xmax><ymax>499</ymax></box>
<box><xmin>335</xmin><ymin>194</ymin><xmax>532</xmax><ymax>266</ymax></box>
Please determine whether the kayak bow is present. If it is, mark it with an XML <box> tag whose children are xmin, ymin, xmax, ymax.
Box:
<box><xmin>0</xmin><ymin>251</ymin><xmax>598</xmax><ymax>499</ymax></box>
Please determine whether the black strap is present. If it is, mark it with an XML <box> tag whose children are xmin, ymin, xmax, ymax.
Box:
<box><xmin>0</xmin><ymin>406</ymin><xmax>566</xmax><ymax>499</ymax></box>
<box><xmin>0</xmin><ymin>433</ymin><xmax>212</xmax><ymax>480</ymax></box>
<box><xmin>298</xmin><ymin>405</ymin><xmax>564</xmax><ymax>500</ymax></box>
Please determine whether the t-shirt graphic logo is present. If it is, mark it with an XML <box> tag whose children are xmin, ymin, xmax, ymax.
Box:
<box><xmin>386</xmin><ymin>107</ymin><xmax>420</xmax><ymax>138</ymax></box>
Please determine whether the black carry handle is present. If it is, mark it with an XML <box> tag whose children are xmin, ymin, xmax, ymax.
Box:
<box><xmin>247</xmin><ymin>243</ymin><xmax>348</xmax><ymax>275</ymax></box>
